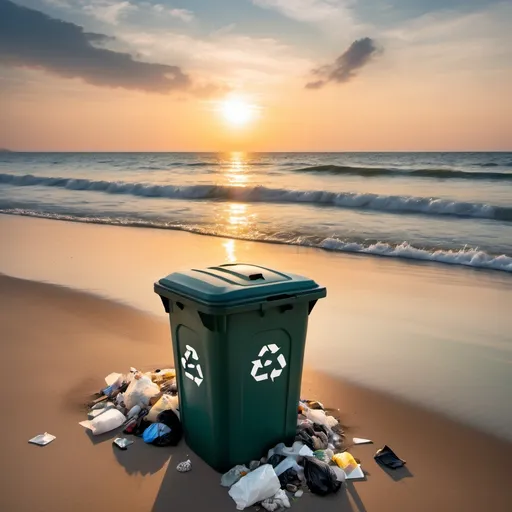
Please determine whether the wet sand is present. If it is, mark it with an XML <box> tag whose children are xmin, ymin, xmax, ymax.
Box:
<box><xmin>1</xmin><ymin>273</ymin><xmax>512</xmax><ymax>512</ymax></box>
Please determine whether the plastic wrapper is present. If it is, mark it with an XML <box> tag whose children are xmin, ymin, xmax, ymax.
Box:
<box><xmin>124</xmin><ymin>375</ymin><xmax>160</xmax><ymax>410</ymax></box>
<box><xmin>221</xmin><ymin>465</ymin><xmax>250</xmax><ymax>487</ymax></box>
<box><xmin>28</xmin><ymin>433</ymin><xmax>56</xmax><ymax>446</ymax></box>
<box><xmin>113</xmin><ymin>437</ymin><xmax>133</xmax><ymax>450</ymax></box>
<box><xmin>79</xmin><ymin>408</ymin><xmax>126</xmax><ymax>435</ymax></box>
<box><xmin>228</xmin><ymin>464</ymin><xmax>281</xmax><ymax>510</ymax></box>
<box><xmin>146</xmin><ymin>394</ymin><xmax>179</xmax><ymax>422</ymax></box>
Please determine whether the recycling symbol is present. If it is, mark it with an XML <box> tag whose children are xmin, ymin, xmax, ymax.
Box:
<box><xmin>251</xmin><ymin>343</ymin><xmax>287</xmax><ymax>382</ymax></box>
<box><xmin>181</xmin><ymin>344</ymin><xmax>204</xmax><ymax>387</ymax></box>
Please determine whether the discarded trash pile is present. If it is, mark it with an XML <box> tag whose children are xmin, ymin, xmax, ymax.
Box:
<box><xmin>72</xmin><ymin>368</ymin><xmax>406</xmax><ymax>511</ymax></box>
<box><xmin>79</xmin><ymin>368</ymin><xmax>183</xmax><ymax>448</ymax></box>
<box><xmin>222</xmin><ymin>399</ymin><xmax>357</xmax><ymax>510</ymax></box>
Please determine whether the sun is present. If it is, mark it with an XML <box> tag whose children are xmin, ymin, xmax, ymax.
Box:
<box><xmin>220</xmin><ymin>97</ymin><xmax>258</xmax><ymax>126</ymax></box>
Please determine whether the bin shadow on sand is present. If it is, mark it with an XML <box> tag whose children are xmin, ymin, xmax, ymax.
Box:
<box><xmin>112</xmin><ymin>440</ymin><xmax>172</xmax><ymax>476</ymax></box>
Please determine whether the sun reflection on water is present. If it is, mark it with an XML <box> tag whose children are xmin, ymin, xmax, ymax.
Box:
<box><xmin>224</xmin><ymin>152</ymin><xmax>249</xmax><ymax>186</ymax></box>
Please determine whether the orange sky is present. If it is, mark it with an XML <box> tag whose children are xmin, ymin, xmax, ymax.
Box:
<box><xmin>1</xmin><ymin>0</ymin><xmax>511</xmax><ymax>151</ymax></box>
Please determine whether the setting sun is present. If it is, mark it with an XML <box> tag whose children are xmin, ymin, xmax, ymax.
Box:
<box><xmin>219</xmin><ymin>97</ymin><xmax>258</xmax><ymax>126</ymax></box>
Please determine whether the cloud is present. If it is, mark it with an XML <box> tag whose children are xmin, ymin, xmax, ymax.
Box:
<box><xmin>83</xmin><ymin>1</ymin><xmax>136</xmax><ymax>25</ymax></box>
<box><xmin>252</xmin><ymin>0</ymin><xmax>352</xmax><ymax>22</ymax></box>
<box><xmin>149</xmin><ymin>3</ymin><xmax>194</xmax><ymax>22</ymax></box>
<box><xmin>306</xmin><ymin>37</ymin><xmax>380</xmax><ymax>89</ymax></box>
<box><xmin>0</xmin><ymin>0</ymin><xmax>192</xmax><ymax>93</ymax></box>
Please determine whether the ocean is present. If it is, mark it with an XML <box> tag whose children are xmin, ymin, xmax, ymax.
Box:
<box><xmin>1</xmin><ymin>151</ymin><xmax>512</xmax><ymax>272</ymax></box>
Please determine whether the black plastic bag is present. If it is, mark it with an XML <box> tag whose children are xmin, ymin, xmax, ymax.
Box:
<box><xmin>153</xmin><ymin>410</ymin><xmax>182</xmax><ymax>446</ymax></box>
<box><xmin>278</xmin><ymin>468</ymin><xmax>299</xmax><ymax>487</ymax></box>
<box><xmin>267</xmin><ymin>454</ymin><xmax>286</xmax><ymax>468</ymax></box>
<box><xmin>304</xmin><ymin>457</ymin><xmax>342</xmax><ymax>496</ymax></box>
<box><xmin>374</xmin><ymin>445</ymin><xmax>406</xmax><ymax>469</ymax></box>
<box><xmin>296</xmin><ymin>424</ymin><xmax>316</xmax><ymax>449</ymax></box>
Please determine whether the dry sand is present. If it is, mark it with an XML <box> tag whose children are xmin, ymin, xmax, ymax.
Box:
<box><xmin>1</xmin><ymin>214</ymin><xmax>512</xmax><ymax>511</ymax></box>
<box><xmin>1</xmin><ymin>273</ymin><xmax>512</xmax><ymax>512</ymax></box>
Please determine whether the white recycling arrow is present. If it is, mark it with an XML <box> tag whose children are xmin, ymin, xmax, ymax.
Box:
<box><xmin>181</xmin><ymin>344</ymin><xmax>203</xmax><ymax>387</ymax></box>
<box><xmin>251</xmin><ymin>359</ymin><xmax>269</xmax><ymax>382</ymax></box>
<box><xmin>251</xmin><ymin>344</ymin><xmax>287</xmax><ymax>383</ymax></box>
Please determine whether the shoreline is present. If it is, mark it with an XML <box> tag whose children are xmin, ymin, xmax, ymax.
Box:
<box><xmin>1</xmin><ymin>273</ymin><xmax>512</xmax><ymax>512</ymax></box>
<box><xmin>1</xmin><ymin>211</ymin><xmax>510</xmax><ymax>274</ymax></box>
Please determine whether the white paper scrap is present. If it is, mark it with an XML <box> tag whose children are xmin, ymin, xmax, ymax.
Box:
<box><xmin>345</xmin><ymin>465</ymin><xmax>365</xmax><ymax>480</ymax></box>
<box><xmin>353</xmin><ymin>437</ymin><xmax>373</xmax><ymax>445</ymax></box>
<box><xmin>28</xmin><ymin>433</ymin><xmax>56</xmax><ymax>446</ymax></box>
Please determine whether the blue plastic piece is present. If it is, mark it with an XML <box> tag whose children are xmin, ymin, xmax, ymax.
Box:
<box><xmin>142</xmin><ymin>423</ymin><xmax>171</xmax><ymax>443</ymax></box>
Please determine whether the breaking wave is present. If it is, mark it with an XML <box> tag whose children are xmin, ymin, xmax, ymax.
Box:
<box><xmin>1</xmin><ymin>172</ymin><xmax>511</xmax><ymax>221</ymax></box>
<box><xmin>2</xmin><ymin>208</ymin><xmax>511</xmax><ymax>273</ymax></box>
<box><xmin>291</xmin><ymin>164</ymin><xmax>512</xmax><ymax>180</ymax></box>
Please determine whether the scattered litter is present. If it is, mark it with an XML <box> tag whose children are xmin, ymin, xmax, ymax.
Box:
<box><xmin>176</xmin><ymin>460</ymin><xmax>192</xmax><ymax>472</ymax></box>
<box><xmin>146</xmin><ymin>393</ymin><xmax>179</xmax><ymax>422</ymax></box>
<box><xmin>330</xmin><ymin>466</ymin><xmax>347</xmax><ymax>483</ymax></box>
<box><xmin>274</xmin><ymin>457</ymin><xmax>304</xmax><ymax>479</ymax></box>
<box><xmin>113</xmin><ymin>437</ymin><xmax>133</xmax><ymax>450</ymax></box>
<box><xmin>142</xmin><ymin>423</ymin><xmax>171</xmax><ymax>444</ymax></box>
<box><xmin>332</xmin><ymin>452</ymin><xmax>358</xmax><ymax>475</ymax></box>
<box><xmin>303</xmin><ymin>457</ymin><xmax>342</xmax><ymax>496</ymax></box>
<box><xmin>127</xmin><ymin>405</ymin><xmax>142</xmax><ymax>420</ymax></box>
<box><xmin>261</xmin><ymin>489</ymin><xmax>291</xmax><ymax>511</ymax></box>
<box><xmin>353</xmin><ymin>437</ymin><xmax>373</xmax><ymax>445</ymax></box>
<box><xmin>312</xmin><ymin>448</ymin><xmax>334</xmax><ymax>464</ymax></box>
<box><xmin>345</xmin><ymin>465</ymin><xmax>365</xmax><ymax>480</ymax></box>
<box><xmin>374</xmin><ymin>445</ymin><xmax>406</xmax><ymax>469</ymax></box>
<box><xmin>221</xmin><ymin>465</ymin><xmax>250</xmax><ymax>487</ymax></box>
<box><xmin>229</xmin><ymin>464</ymin><xmax>281</xmax><ymax>511</ymax></box>
<box><xmin>124</xmin><ymin>374</ymin><xmax>160</xmax><ymax>410</ymax></box>
<box><xmin>302</xmin><ymin>400</ymin><xmax>324</xmax><ymax>410</ymax></box>
<box><xmin>28</xmin><ymin>432</ymin><xmax>56</xmax><ymax>446</ymax></box>
<box><xmin>153</xmin><ymin>409</ymin><xmax>182</xmax><ymax>446</ymax></box>
<box><xmin>82</xmin><ymin>368</ymin><xmax>368</xmax><ymax>509</ymax></box>
<box><xmin>80</xmin><ymin>408</ymin><xmax>126</xmax><ymax>435</ymax></box>
<box><xmin>105</xmin><ymin>372</ymin><xmax>123</xmax><ymax>387</ymax></box>
<box><xmin>88</xmin><ymin>403</ymin><xmax>115</xmax><ymax>419</ymax></box>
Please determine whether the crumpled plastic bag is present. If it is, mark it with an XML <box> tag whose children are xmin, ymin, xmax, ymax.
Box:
<box><xmin>273</xmin><ymin>456</ymin><xmax>305</xmax><ymax>481</ymax></box>
<box><xmin>142</xmin><ymin>423</ymin><xmax>171</xmax><ymax>443</ymax></box>
<box><xmin>304</xmin><ymin>456</ymin><xmax>342</xmax><ymax>496</ymax></box>
<box><xmin>267</xmin><ymin>441</ymin><xmax>313</xmax><ymax>460</ymax></box>
<box><xmin>302</xmin><ymin>406</ymin><xmax>338</xmax><ymax>429</ymax></box>
<box><xmin>124</xmin><ymin>375</ymin><xmax>160</xmax><ymax>410</ymax></box>
<box><xmin>228</xmin><ymin>464</ymin><xmax>281</xmax><ymax>510</ymax></box>
<box><xmin>79</xmin><ymin>408</ymin><xmax>126</xmax><ymax>435</ymax></box>
<box><xmin>261</xmin><ymin>489</ymin><xmax>291</xmax><ymax>511</ymax></box>
<box><xmin>221</xmin><ymin>465</ymin><xmax>250</xmax><ymax>487</ymax></box>
<box><xmin>146</xmin><ymin>394</ymin><xmax>179</xmax><ymax>422</ymax></box>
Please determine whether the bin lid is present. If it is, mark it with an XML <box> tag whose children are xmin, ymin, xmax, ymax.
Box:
<box><xmin>156</xmin><ymin>263</ymin><xmax>323</xmax><ymax>306</ymax></box>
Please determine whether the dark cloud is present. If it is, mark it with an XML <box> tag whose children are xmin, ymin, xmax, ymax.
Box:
<box><xmin>0</xmin><ymin>0</ymin><xmax>191</xmax><ymax>93</ymax></box>
<box><xmin>306</xmin><ymin>37</ymin><xmax>380</xmax><ymax>90</ymax></box>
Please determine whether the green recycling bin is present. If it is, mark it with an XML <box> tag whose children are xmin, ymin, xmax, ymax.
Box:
<box><xmin>154</xmin><ymin>263</ymin><xmax>326</xmax><ymax>472</ymax></box>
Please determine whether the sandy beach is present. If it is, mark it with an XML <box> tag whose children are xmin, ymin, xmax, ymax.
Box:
<box><xmin>1</xmin><ymin>214</ymin><xmax>512</xmax><ymax>511</ymax></box>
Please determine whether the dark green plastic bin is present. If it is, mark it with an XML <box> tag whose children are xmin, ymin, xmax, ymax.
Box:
<box><xmin>154</xmin><ymin>263</ymin><xmax>326</xmax><ymax>472</ymax></box>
